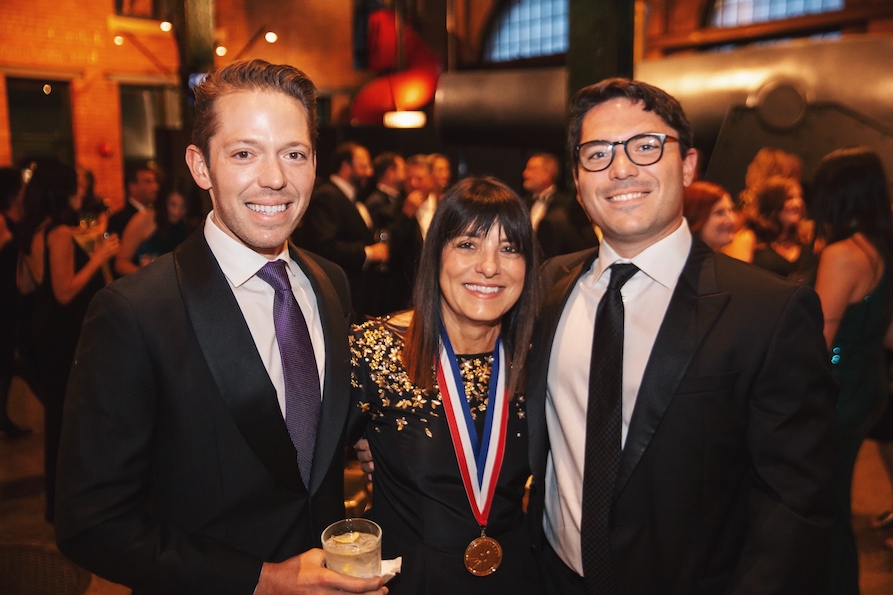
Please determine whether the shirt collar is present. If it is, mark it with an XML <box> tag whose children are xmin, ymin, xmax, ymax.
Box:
<box><xmin>592</xmin><ymin>218</ymin><xmax>692</xmax><ymax>289</ymax></box>
<box><xmin>330</xmin><ymin>174</ymin><xmax>356</xmax><ymax>201</ymax></box>
<box><xmin>128</xmin><ymin>196</ymin><xmax>148</xmax><ymax>212</ymax></box>
<box><xmin>377</xmin><ymin>182</ymin><xmax>401</xmax><ymax>198</ymax></box>
<box><xmin>204</xmin><ymin>211</ymin><xmax>294</xmax><ymax>287</ymax></box>
<box><xmin>534</xmin><ymin>185</ymin><xmax>557</xmax><ymax>203</ymax></box>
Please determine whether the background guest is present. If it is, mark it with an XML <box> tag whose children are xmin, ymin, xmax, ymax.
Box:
<box><xmin>811</xmin><ymin>147</ymin><xmax>893</xmax><ymax>594</ymax></box>
<box><xmin>107</xmin><ymin>163</ymin><xmax>159</xmax><ymax>238</ymax></box>
<box><xmin>115</xmin><ymin>178</ymin><xmax>194</xmax><ymax>276</ymax></box>
<box><xmin>747</xmin><ymin>175</ymin><xmax>815</xmax><ymax>280</ymax></box>
<box><xmin>726</xmin><ymin>147</ymin><xmax>803</xmax><ymax>262</ymax></box>
<box><xmin>682</xmin><ymin>180</ymin><xmax>736</xmax><ymax>252</ymax></box>
<box><xmin>0</xmin><ymin>167</ymin><xmax>30</xmax><ymax>438</ymax></box>
<box><xmin>22</xmin><ymin>161</ymin><xmax>118</xmax><ymax>522</ymax></box>
<box><xmin>295</xmin><ymin>141</ymin><xmax>386</xmax><ymax>317</ymax></box>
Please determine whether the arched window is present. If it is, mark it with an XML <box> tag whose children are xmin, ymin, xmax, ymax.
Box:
<box><xmin>709</xmin><ymin>0</ymin><xmax>844</xmax><ymax>28</ymax></box>
<box><xmin>484</xmin><ymin>0</ymin><xmax>569</xmax><ymax>63</ymax></box>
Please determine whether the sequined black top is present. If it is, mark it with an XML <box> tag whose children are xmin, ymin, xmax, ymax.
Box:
<box><xmin>350</xmin><ymin>316</ymin><xmax>540</xmax><ymax>595</ymax></box>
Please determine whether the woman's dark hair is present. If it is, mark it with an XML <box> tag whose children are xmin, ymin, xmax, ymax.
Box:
<box><xmin>153</xmin><ymin>177</ymin><xmax>199</xmax><ymax>241</ymax></box>
<box><xmin>683</xmin><ymin>180</ymin><xmax>729</xmax><ymax>235</ymax></box>
<box><xmin>812</xmin><ymin>147</ymin><xmax>893</xmax><ymax>266</ymax></box>
<box><xmin>19</xmin><ymin>161</ymin><xmax>78</xmax><ymax>254</ymax></box>
<box><xmin>747</xmin><ymin>175</ymin><xmax>803</xmax><ymax>245</ymax></box>
<box><xmin>0</xmin><ymin>167</ymin><xmax>23</xmax><ymax>211</ymax></box>
<box><xmin>403</xmin><ymin>176</ymin><xmax>541</xmax><ymax>395</ymax></box>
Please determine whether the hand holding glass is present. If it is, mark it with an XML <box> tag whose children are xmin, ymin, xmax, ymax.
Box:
<box><xmin>321</xmin><ymin>518</ymin><xmax>382</xmax><ymax>578</ymax></box>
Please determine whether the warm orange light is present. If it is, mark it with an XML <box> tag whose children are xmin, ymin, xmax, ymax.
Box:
<box><xmin>383</xmin><ymin>111</ymin><xmax>426</xmax><ymax>128</ymax></box>
<box><xmin>160</xmin><ymin>21</ymin><xmax>172</xmax><ymax>32</ymax></box>
<box><xmin>215</xmin><ymin>46</ymin><xmax>227</xmax><ymax>56</ymax></box>
<box><xmin>264</xmin><ymin>32</ymin><xmax>278</xmax><ymax>43</ymax></box>
<box><xmin>113</xmin><ymin>35</ymin><xmax>124</xmax><ymax>46</ymax></box>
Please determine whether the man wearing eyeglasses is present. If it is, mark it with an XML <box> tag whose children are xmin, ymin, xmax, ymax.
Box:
<box><xmin>525</xmin><ymin>79</ymin><xmax>835</xmax><ymax>594</ymax></box>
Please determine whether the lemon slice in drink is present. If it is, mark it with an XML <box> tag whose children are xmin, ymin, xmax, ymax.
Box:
<box><xmin>332</xmin><ymin>531</ymin><xmax>360</xmax><ymax>544</ymax></box>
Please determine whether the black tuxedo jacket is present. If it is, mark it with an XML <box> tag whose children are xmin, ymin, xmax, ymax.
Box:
<box><xmin>294</xmin><ymin>181</ymin><xmax>374</xmax><ymax>315</ymax></box>
<box><xmin>527</xmin><ymin>239</ymin><xmax>836</xmax><ymax>594</ymax></box>
<box><xmin>55</xmin><ymin>230</ymin><xmax>352</xmax><ymax>595</ymax></box>
<box><xmin>107</xmin><ymin>201</ymin><xmax>139</xmax><ymax>238</ymax></box>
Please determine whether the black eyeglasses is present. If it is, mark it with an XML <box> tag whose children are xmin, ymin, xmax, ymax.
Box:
<box><xmin>575</xmin><ymin>133</ymin><xmax>680</xmax><ymax>173</ymax></box>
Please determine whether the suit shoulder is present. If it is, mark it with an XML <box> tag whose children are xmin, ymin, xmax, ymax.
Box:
<box><xmin>542</xmin><ymin>248</ymin><xmax>597</xmax><ymax>276</ymax></box>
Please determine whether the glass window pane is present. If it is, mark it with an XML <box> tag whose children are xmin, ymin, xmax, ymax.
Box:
<box><xmin>483</xmin><ymin>0</ymin><xmax>569</xmax><ymax>62</ymax></box>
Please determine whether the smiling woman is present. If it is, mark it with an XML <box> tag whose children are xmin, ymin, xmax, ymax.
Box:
<box><xmin>348</xmin><ymin>176</ymin><xmax>543</xmax><ymax>594</ymax></box>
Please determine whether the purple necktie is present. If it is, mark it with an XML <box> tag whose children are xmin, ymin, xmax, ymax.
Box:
<box><xmin>581</xmin><ymin>262</ymin><xmax>639</xmax><ymax>595</ymax></box>
<box><xmin>256</xmin><ymin>260</ymin><xmax>321</xmax><ymax>488</ymax></box>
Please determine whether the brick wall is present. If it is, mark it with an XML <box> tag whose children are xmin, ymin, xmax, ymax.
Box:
<box><xmin>0</xmin><ymin>0</ymin><xmax>179</xmax><ymax>209</ymax></box>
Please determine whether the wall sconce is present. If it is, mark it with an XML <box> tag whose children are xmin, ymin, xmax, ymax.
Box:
<box><xmin>232</xmin><ymin>25</ymin><xmax>278</xmax><ymax>61</ymax></box>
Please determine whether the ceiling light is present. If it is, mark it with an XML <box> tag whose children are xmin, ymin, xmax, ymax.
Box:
<box><xmin>264</xmin><ymin>32</ymin><xmax>278</xmax><ymax>43</ymax></box>
<box><xmin>113</xmin><ymin>36</ymin><xmax>124</xmax><ymax>46</ymax></box>
<box><xmin>383</xmin><ymin>110</ymin><xmax>426</xmax><ymax>128</ymax></box>
<box><xmin>215</xmin><ymin>46</ymin><xmax>227</xmax><ymax>56</ymax></box>
<box><xmin>160</xmin><ymin>21</ymin><xmax>172</xmax><ymax>32</ymax></box>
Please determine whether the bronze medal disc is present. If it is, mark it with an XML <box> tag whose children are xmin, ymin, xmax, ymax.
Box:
<box><xmin>464</xmin><ymin>535</ymin><xmax>503</xmax><ymax>576</ymax></box>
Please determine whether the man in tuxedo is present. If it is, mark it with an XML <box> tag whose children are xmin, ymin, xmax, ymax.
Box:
<box><xmin>295</xmin><ymin>141</ymin><xmax>387</xmax><ymax>317</ymax></box>
<box><xmin>55</xmin><ymin>60</ymin><xmax>387</xmax><ymax>595</ymax></box>
<box><xmin>364</xmin><ymin>151</ymin><xmax>405</xmax><ymax>231</ymax></box>
<box><xmin>526</xmin><ymin>79</ymin><xmax>835</xmax><ymax>594</ymax></box>
<box><xmin>107</xmin><ymin>163</ymin><xmax>159</xmax><ymax>238</ymax></box>
<box><xmin>523</xmin><ymin>152</ymin><xmax>599</xmax><ymax>259</ymax></box>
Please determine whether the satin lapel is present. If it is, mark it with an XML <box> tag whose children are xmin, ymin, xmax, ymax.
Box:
<box><xmin>529</xmin><ymin>248</ymin><xmax>599</xmax><ymax>476</ymax></box>
<box><xmin>290</xmin><ymin>246</ymin><xmax>350</xmax><ymax>497</ymax></box>
<box><xmin>613</xmin><ymin>240</ymin><xmax>730</xmax><ymax>500</ymax></box>
<box><xmin>175</xmin><ymin>231</ymin><xmax>303</xmax><ymax>493</ymax></box>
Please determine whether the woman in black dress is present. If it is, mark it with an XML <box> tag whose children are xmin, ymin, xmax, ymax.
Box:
<box><xmin>21</xmin><ymin>162</ymin><xmax>119</xmax><ymax>522</ymax></box>
<box><xmin>350</xmin><ymin>176</ymin><xmax>541</xmax><ymax>594</ymax></box>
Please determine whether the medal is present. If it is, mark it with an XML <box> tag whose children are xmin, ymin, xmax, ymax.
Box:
<box><xmin>464</xmin><ymin>532</ymin><xmax>503</xmax><ymax>576</ymax></box>
<box><xmin>437</xmin><ymin>327</ymin><xmax>509</xmax><ymax>576</ymax></box>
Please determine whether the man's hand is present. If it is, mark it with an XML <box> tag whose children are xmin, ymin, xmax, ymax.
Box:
<box><xmin>364</xmin><ymin>242</ymin><xmax>389</xmax><ymax>265</ymax></box>
<box><xmin>401</xmin><ymin>190</ymin><xmax>426</xmax><ymax>219</ymax></box>
<box><xmin>255</xmin><ymin>549</ymin><xmax>387</xmax><ymax>595</ymax></box>
<box><xmin>354</xmin><ymin>438</ymin><xmax>374</xmax><ymax>481</ymax></box>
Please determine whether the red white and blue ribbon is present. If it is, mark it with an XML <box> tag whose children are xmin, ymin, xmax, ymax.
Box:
<box><xmin>437</xmin><ymin>327</ymin><xmax>509</xmax><ymax>527</ymax></box>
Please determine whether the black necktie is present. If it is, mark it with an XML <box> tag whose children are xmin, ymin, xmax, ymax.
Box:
<box><xmin>256</xmin><ymin>260</ymin><xmax>321</xmax><ymax>489</ymax></box>
<box><xmin>581</xmin><ymin>262</ymin><xmax>639</xmax><ymax>595</ymax></box>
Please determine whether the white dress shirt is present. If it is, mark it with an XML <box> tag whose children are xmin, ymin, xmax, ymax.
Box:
<box><xmin>543</xmin><ymin>219</ymin><xmax>692</xmax><ymax>575</ymax></box>
<box><xmin>331</xmin><ymin>174</ymin><xmax>373</xmax><ymax>229</ymax></box>
<box><xmin>416</xmin><ymin>193</ymin><xmax>438</xmax><ymax>239</ymax></box>
<box><xmin>529</xmin><ymin>185</ymin><xmax>556</xmax><ymax>232</ymax></box>
<box><xmin>204</xmin><ymin>212</ymin><xmax>326</xmax><ymax>418</ymax></box>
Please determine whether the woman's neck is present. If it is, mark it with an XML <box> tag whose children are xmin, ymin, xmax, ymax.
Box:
<box><xmin>442</xmin><ymin>317</ymin><xmax>500</xmax><ymax>355</ymax></box>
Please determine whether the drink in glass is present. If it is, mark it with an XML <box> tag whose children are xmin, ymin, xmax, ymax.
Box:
<box><xmin>321</xmin><ymin>518</ymin><xmax>382</xmax><ymax>578</ymax></box>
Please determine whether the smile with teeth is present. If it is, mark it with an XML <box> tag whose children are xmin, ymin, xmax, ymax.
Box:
<box><xmin>465</xmin><ymin>284</ymin><xmax>502</xmax><ymax>294</ymax></box>
<box><xmin>608</xmin><ymin>191</ymin><xmax>648</xmax><ymax>202</ymax></box>
<box><xmin>247</xmin><ymin>203</ymin><xmax>288</xmax><ymax>215</ymax></box>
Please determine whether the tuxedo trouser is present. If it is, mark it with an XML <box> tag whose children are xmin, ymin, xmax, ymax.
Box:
<box><xmin>541</xmin><ymin>539</ymin><xmax>586</xmax><ymax>595</ymax></box>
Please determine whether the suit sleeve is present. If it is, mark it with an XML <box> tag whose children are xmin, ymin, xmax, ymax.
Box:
<box><xmin>729</xmin><ymin>285</ymin><xmax>836</xmax><ymax>593</ymax></box>
<box><xmin>55</xmin><ymin>287</ymin><xmax>263</xmax><ymax>595</ymax></box>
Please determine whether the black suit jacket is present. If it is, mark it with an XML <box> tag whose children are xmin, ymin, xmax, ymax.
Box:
<box><xmin>55</xmin><ymin>229</ymin><xmax>352</xmax><ymax>595</ymax></box>
<box><xmin>527</xmin><ymin>239</ymin><xmax>835</xmax><ymax>594</ymax></box>
<box><xmin>294</xmin><ymin>181</ymin><xmax>374</xmax><ymax>316</ymax></box>
<box><xmin>106</xmin><ymin>201</ymin><xmax>139</xmax><ymax>238</ymax></box>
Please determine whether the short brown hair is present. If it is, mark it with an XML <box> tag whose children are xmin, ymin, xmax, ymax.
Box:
<box><xmin>568</xmin><ymin>78</ymin><xmax>693</xmax><ymax>166</ymax></box>
<box><xmin>192</xmin><ymin>59</ymin><xmax>319</xmax><ymax>161</ymax></box>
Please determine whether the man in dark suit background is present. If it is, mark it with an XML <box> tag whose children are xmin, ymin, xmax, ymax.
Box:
<box><xmin>526</xmin><ymin>79</ymin><xmax>835</xmax><ymax>594</ymax></box>
<box><xmin>522</xmin><ymin>153</ymin><xmax>598</xmax><ymax>259</ymax></box>
<box><xmin>295</xmin><ymin>141</ymin><xmax>387</xmax><ymax>317</ymax></box>
<box><xmin>55</xmin><ymin>60</ymin><xmax>387</xmax><ymax>595</ymax></box>
<box><xmin>106</xmin><ymin>163</ymin><xmax>159</xmax><ymax>238</ymax></box>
